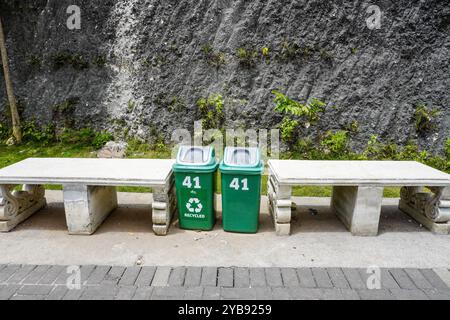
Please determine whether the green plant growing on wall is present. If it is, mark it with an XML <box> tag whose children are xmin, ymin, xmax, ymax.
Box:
<box><xmin>141</xmin><ymin>58</ymin><xmax>151</xmax><ymax>67</ymax></box>
<box><xmin>301</xmin><ymin>46</ymin><xmax>314</xmax><ymax>58</ymax></box>
<box><xmin>344</xmin><ymin>120</ymin><xmax>360</xmax><ymax>133</ymax></box>
<box><xmin>201</xmin><ymin>44</ymin><xmax>226</xmax><ymax>70</ymax></box>
<box><xmin>320</xmin><ymin>130</ymin><xmax>350</xmax><ymax>157</ymax></box>
<box><xmin>127</xmin><ymin>100</ymin><xmax>136</xmax><ymax>113</ymax></box>
<box><xmin>52</xmin><ymin>97</ymin><xmax>80</xmax><ymax>128</ymax></box>
<box><xmin>273</xmin><ymin>90</ymin><xmax>326</xmax><ymax>124</ymax></box>
<box><xmin>27</xmin><ymin>55</ymin><xmax>41</xmax><ymax>67</ymax></box>
<box><xmin>363</xmin><ymin>135</ymin><xmax>399</xmax><ymax>160</ymax></box>
<box><xmin>236</xmin><ymin>47</ymin><xmax>258</xmax><ymax>68</ymax></box>
<box><xmin>52</xmin><ymin>52</ymin><xmax>89</xmax><ymax>70</ymax></box>
<box><xmin>261</xmin><ymin>47</ymin><xmax>270</xmax><ymax>59</ymax></box>
<box><xmin>152</xmin><ymin>135</ymin><xmax>168</xmax><ymax>152</ymax></box>
<box><xmin>154</xmin><ymin>94</ymin><xmax>186</xmax><ymax>113</ymax></box>
<box><xmin>154</xmin><ymin>54</ymin><xmax>168</xmax><ymax>67</ymax></box>
<box><xmin>279</xmin><ymin>117</ymin><xmax>299</xmax><ymax>143</ymax></box>
<box><xmin>278</xmin><ymin>40</ymin><xmax>300</xmax><ymax>62</ymax></box>
<box><xmin>414</xmin><ymin>104</ymin><xmax>440</xmax><ymax>133</ymax></box>
<box><xmin>319</xmin><ymin>48</ymin><xmax>333</xmax><ymax>62</ymax></box>
<box><xmin>273</xmin><ymin>90</ymin><xmax>326</xmax><ymax>144</ymax></box>
<box><xmin>92</xmin><ymin>55</ymin><xmax>107</xmax><ymax>67</ymax></box>
<box><xmin>197</xmin><ymin>94</ymin><xmax>224</xmax><ymax>130</ymax></box>
<box><xmin>53</xmin><ymin>97</ymin><xmax>79</xmax><ymax>114</ymax></box>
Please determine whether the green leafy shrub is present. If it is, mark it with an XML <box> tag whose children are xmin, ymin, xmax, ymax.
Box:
<box><xmin>126</xmin><ymin>138</ymin><xmax>150</xmax><ymax>157</ymax></box>
<box><xmin>0</xmin><ymin>123</ymin><xmax>10</xmax><ymax>141</ymax></box>
<box><xmin>414</xmin><ymin>104</ymin><xmax>440</xmax><ymax>133</ymax></box>
<box><xmin>320</xmin><ymin>130</ymin><xmax>350</xmax><ymax>157</ymax></box>
<box><xmin>236</xmin><ymin>48</ymin><xmax>258</xmax><ymax>68</ymax></box>
<box><xmin>396</xmin><ymin>142</ymin><xmax>427</xmax><ymax>161</ymax></box>
<box><xmin>273</xmin><ymin>91</ymin><xmax>327</xmax><ymax>145</ymax></box>
<box><xmin>273</xmin><ymin>90</ymin><xmax>326</xmax><ymax>124</ymax></box>
<box><xmin>197</xmin><ymin>94</ymin><xmax>224</xmax><ymax>130</ymax></box>
<box><xmin>361</xmin><ymin>136</ymin><xmax>448</xmax><ymax>172</ymax></box>
<box><xmin>363</xmin><ymin>135</ymin><xmax>398</xmax><ymax>160</ymax></box>
<box><xmin>92</xmin><ymin>132</ymin><xmax>114</xmax><ymax>150</ymax></box>
<box><xmin>22</xmin><ymin>122</ymin><xmax>56</xmax><ymax>144</ymax></box>
<box><xmin>58</xmin><ymin>128</ymin><xmax>112</xmax><ymax>150</ymax></box>
<box><xmin>293</xmin><ymin>139</ymin><xmax>315</xmax><ymax>158</ymax></box>
<box><xmin>279</xmin><ymin>117</ymin><xmax>299</xmax><ymax>143</ymax></box>
<box><xmin>59</xmin><ymin>128</ymin><xmax>96</xmax><ymax>146</ymax></box>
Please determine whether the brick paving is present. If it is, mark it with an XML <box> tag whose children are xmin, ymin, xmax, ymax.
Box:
<box><xmin>0</xmin><ymin>265</ymin><xmax>449</xmax><ymax>300</ymax></box>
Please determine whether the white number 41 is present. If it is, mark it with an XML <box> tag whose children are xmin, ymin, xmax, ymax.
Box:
<box><xmin>182</xmin><ymin>176</ymin><xmax>201</xmax><ymax>189</ymax></box>
<box><xmin>229</xmin><ymin>178</ymin><xmax>249</xmax><ymax>191</ymax></box>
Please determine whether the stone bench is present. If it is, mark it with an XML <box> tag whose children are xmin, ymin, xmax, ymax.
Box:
<box><xmin>268</xmin><ymin>160</ymin><xmax>450</xmax><ymax>236</ymax></box>
<box><xmin>0</xmin><ymin>158</ymin><xmax>176</xmax><ymax>236</ymax></box>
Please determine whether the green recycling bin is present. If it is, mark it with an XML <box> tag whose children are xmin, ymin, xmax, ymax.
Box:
<box><xmin>220</xmin><ymin>147</ymin><xmax>264</xmax><ymax>233</ymax></box>
<box><xmin>173</xmin><ymin>146</ymin><xmax>219</xmax><ymax>231</ymax></box>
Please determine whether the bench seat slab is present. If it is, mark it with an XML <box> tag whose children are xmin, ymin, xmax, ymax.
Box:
<box><xmin>63</xmin><ymin>185</ymin><xmax>118</xmax><ymax>235</ymax></box>
<box><xmin>0</xmin><ymin>185</ymin><xmax>46</xmax><ymax>232</ymax></box>
<box><xmin>331</xmin><ymin>186</ymin><xmax>384</xmax><ymax>236</ymax></box>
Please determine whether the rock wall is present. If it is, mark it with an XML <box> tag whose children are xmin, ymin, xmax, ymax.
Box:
<box><xmin>1</xmin><ymin>0</ymin><xmax>449</xmax><ymax>152</ymax></box>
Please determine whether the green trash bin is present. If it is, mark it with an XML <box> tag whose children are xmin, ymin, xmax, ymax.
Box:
<box><xmin>173</xmin><ymin>146</ymin><xmax>219</xmax><ymax>231</ymax></box>
<box><xmin>220</xmin><ymin>147</ymin><xmax>264</xmax><ymax>233</ymax></box>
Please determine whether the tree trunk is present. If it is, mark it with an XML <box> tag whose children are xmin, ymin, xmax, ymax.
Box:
<box><xmin>0</xmin><ymin>17</ymin><xmax>22</xmax><ymax>143</ymax></box>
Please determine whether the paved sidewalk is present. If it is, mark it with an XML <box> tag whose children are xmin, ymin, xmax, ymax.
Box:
<box><xmin>0</xmin><ymin>265</ymin><xmax>449</xmax><ymax>300</ymax></box>
<box><xmin>2</xmin><ymin>192</ymin><xmax>450</xmax><ymax>269</ymax></box>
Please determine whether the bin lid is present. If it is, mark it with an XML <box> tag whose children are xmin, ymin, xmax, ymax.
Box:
<box><xmin>173</xmin><ymin>146</ymin><xmax>218</xmax><ymax>172</ymax></box>
<box><xmin>220</xmin><ymin>147</ymin><xmax>263</xmax><ymax>174</ymax></box>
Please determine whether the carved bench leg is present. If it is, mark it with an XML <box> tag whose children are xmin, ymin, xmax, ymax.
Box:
<box><xmin>0</xmin><ymin>184</ymin><xmax>46</xmax><ymax>232</ymax></box>
<box><xmin>63</xmin><ymin>185</ymin><xmax>117</xmax><ymax>235</ymax></box>
<box><xmin>268</xmin><ymin>172</ymin><xmax>293</xmax><ymax>236</ymax></box>
<box><xmin>331</xmin><ymin>186</ymin><xmax>384</xmax><ymax>236</ymax></box>
<box><xmin>399</xmin><ymin>186</ymin><xmax>450</xmax><ymax>234</ymax></box>
<box><xmin>152</xmin><ymin>178</ymin><xmax>177</xmax><ymax>236</ymax></box>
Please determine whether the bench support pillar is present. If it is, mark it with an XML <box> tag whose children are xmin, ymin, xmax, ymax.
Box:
<box><xmin>152</xmin><ymin>178</ymin><xmax>177</xmax><ymax>236</ymax></box>
<box><xmin>268</xmin><ymin>172</ymin><xmax>295</xmax><ymax>236</ymax></box>
<box><xmin>0</xmin><ymin>184</ymin><xmax>46</xmax><ymax>232</ymax></box>
<box><xmin>399</xmin><ymin>186</ymin><xmax>450</xmax><ymax>234</ymax></box>
<box><xmin>63</xmin><ymin>185</ymin><xmax>118</xmax><ymax>235</ymax></box>
<box><xmin>331</xmin><ymin>186</ymin><xmax>383</xmax><ymax>236</ymax></box>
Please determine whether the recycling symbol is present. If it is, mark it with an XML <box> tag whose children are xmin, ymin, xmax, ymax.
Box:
<box><xmin>186</xmin><ymin>198</ymin><xmax>203</xmax><ymax>213</ymax></box>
